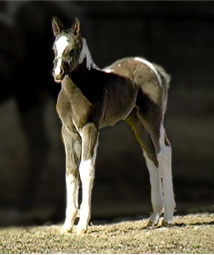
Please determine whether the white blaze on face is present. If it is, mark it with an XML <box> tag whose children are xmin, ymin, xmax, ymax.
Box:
<box><xmin>54</xmin><ymin>35</ymin><xmax>69</xmax><ymax>77</ymax></box>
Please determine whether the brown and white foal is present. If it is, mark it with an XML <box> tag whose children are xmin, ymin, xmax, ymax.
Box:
<box><xmin>52</xmin><ymin>17</ymin><xmax>175</xmax><ymax>234</ymax></box>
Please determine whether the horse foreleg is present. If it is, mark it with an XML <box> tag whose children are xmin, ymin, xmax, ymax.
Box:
<box><xmin>76</xmin><ymin>123</ymin><xmax>98</xmax><ymax>234</ymax></box>
<box><xmin>61</xmin><ymin>125</ymin><xmax>81</xmax><ymax>233</ymax></box>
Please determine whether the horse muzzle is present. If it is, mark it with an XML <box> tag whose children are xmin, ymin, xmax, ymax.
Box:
<box><xmin>53</xmin><ymin>63</ymin><xmax>65</xmax><ymax>82</ymax></box>
<box><xmin>52</xmin><ymin>71</ymin><xmax>64</xmax><ymax>83</ymax></box>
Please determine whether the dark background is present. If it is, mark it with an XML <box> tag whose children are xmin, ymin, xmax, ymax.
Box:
<box><xmin>0</xmin><ymin>1</ymin><xmax>214</xmax><ymax>226</ymax></box>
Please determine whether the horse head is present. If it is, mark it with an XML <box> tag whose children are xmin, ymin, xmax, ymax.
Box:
<box><xmin>52</xmin><ymin>17</ymin><xmax>82</xmax><ymax>83</ymax></box>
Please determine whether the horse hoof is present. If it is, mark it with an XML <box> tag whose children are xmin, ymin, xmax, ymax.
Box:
<box><xmin>147</xmin><ymin>219</ymin><xmax>159</xmax><ymax>229</ymax></box>
<box><xmin>75</xmin><ymin>225</ymin><xmax>87</xmax><ymax>235</ymax></box>
<box><xmin>61</xmin><ymin>224</ymin><xmax>73</xmax><ymax>234</ymax></box>
<box><xmin>161</xmin><ymin>219</ymin><xmax>173</xmax><ymax>227</ymax></box>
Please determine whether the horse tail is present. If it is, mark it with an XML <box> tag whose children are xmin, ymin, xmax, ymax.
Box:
<box><xmin>154</xmin><ymin>64</ymin><xmax>171</xmax><ymax>117</ymax></box>
<box><xmin>155</xmin><ymin>64</ymin><xmax>171</xmax><ymax>89</ymax></box>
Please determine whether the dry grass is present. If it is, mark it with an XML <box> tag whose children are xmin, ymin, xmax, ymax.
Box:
<box><xmin>0</xmin><ymin>213</ymin><xmax>213</xmax><ymax>253</ymax></box>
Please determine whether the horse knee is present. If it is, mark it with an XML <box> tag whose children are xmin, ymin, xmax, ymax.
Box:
<box><xmin>66</xmin><ymin>167</ymin><xmax>78</xmax><ymax>177</ymax></box>
<box><xmin>79</xmin><ymin>159</ymin><xmax>95</xmax><ymax>184</ymax></box>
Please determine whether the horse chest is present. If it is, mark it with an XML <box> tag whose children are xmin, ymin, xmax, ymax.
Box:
<box><xmin>57</xmin><ymin>77</ymin><xmax>96</xmax><ymax>131</ymax></box>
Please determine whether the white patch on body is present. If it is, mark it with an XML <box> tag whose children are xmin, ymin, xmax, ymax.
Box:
<box><xmin>54</xmin><ymin>35</ymin><xmax>69</xmax><ymax>76</ymax></box>
<box><xmin>79</xmin><ymin>38</ymin><xmax>96</xmax><ymax>70</ymax></box>
<box><xmin>103</xmin><ymin>67</ymin><xmax>113</xmax><ymax>73</ymax></box>
<box><xmin>135</xmin><ymin>57</ymin><xmax>162</xmax><ymax>86</ymax></box>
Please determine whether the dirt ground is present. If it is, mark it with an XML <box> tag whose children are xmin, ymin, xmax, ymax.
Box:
<box><xmin>0</xmin><ymin>213</ymin><xmax>213</xmax><ymax>254</ymax></box>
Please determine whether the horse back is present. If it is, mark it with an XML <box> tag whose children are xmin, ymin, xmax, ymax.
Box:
<box><xmin>105</xmin><ymin>57</ymin><xmax>171</xmax><ymax>152</ymax></box>
<box><xmin>105</xmin><ymin>57</ymin><xmax>164</xmax><ymax>107</ymax></box>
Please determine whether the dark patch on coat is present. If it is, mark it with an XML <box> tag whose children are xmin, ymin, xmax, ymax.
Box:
<box><xmin>68</xmin><ymin>60</ymin><xmax>137</xmax><ymax>128</ymax></box>
<box><xmin>136</xmin><ymin>88</ymin><xmax>162</xmax><ymax>153</ymax></box>
<box><xmin>68</xmin><ymin>60</ymin><xmax>134</xmax><ymax>105</ymax></box>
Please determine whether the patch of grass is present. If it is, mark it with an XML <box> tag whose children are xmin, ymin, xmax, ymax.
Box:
<box><xmin>0</xmin><ymin>214</ymin><xmax>214</xmax><ymax>253</ymax></box>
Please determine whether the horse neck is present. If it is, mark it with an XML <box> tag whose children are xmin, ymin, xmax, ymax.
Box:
<box><xmin>79</xmin><ymin>38</ymin><xmax>97</xmax><ymax>70</ymax></box>
<box><xmin>62</xmin><ymin>75</ymin><xmax>80</xmax><ymax>98</ymax></box>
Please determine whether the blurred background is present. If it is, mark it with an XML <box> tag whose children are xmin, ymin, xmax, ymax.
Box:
<box><xmin>0</xmin><ymin>1</ymin><xmax>214</xmax><ymax>226</ymax></box>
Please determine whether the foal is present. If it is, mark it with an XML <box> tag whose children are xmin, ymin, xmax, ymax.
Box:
<box><xmin>52</xmin><ymin>17</ymin><xmax>175</xmax><ymax>234</ymax></box>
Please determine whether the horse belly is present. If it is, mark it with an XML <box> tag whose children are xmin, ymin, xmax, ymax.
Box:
<box><xmin>100</xmin><ymin>84</ymin><xmax>137</xmax><ymax>128</ymax></box>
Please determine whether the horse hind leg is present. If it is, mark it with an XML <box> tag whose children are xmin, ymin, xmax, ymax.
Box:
<box><xmin>126</xmin><ymin>110</ymin><xmax>164</xmax><ymax>227</ymax></box>
<box><xmin>135</xmin><ymin>80</ymin><xmax>175</xmax><ymax>226</ymax></box>
<box><xmin>157</xmin><ymin>124</ymin><xmax>175</xmax><ymax>226</ymax></box>
<box><xmin>139</xmin><ymin>112</ymin><xmax>175</xmax><ymax>226</ymax></box>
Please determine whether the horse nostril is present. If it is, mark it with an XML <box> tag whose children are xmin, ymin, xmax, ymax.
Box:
<box><xmin>53</xmin><ymin>67</ymin><xmax>64</xmax><ymax>82</ymax></box>
<box><xmin>59</xmin><ymin>68</ymin><xmax>64</xmax><ymax>76</ymax></box>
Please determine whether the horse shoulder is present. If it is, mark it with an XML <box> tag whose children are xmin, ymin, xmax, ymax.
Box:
<box><xmin>60</xmin><ymin>75</ymin><xmax>98</xmax><ymax>130</ymax></box>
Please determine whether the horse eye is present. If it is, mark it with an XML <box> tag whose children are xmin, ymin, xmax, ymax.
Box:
<box><xmin>69</xmin><ymin>49</ymin><xmax>74</xmax><ymax>56</ymax></box>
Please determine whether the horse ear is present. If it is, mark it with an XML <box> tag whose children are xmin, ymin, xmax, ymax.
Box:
<box><xmin>71</xmin><ymin>18</ymin><xmax>81</xmax><ymax>36</ymax></box>
<box><xmin>52</xmin><ymin>17</ymin><xmax>63</xmax><ymax>37</ymax></box>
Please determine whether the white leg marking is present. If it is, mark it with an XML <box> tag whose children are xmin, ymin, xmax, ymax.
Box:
<box><xmin>144</xmin><ymin>153</ymin><xmax>163</xmax><ymax>226</ymax></box>
<box><xmin>61</xmin><ymin>126</ymin><xmax>81</xmax><ymax>234</ymax></box>
<box><xmin>62</xmin><ymin>173</ymin><xmax>79</xmax><ymax>233</ymax></box>
<box><xmin>158</xmin><ymin>125</ymin><xmax>175</xmax><ymax>225</ymax></box>
<box><xmin>76</xmin><ymin>158</ymin><xmax>95</xmax><ymax>234</ymax></box>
